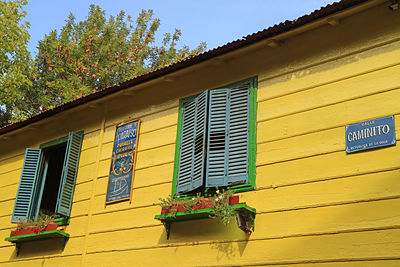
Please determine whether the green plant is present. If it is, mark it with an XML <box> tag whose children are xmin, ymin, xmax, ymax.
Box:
<box><xmin>159</xmin><ymin>194</ymin><xmax>178</xmax><ymax>216</ymax></box>
<box><xmin>158</xmin><ymin>189</ymin><xmax>235</xmax><ymax>225</ymax></box>
<box><xmin>16</xmin><ymin>213</ymin><xmax>56</xmax><ymax>231</ymax></box>
<box><xmin>158</xmin><ymin>193</ymin><xmax>202</xmax><ymax>218</ymax></box>
<box><xmin>209</xmin><ymin>188</ymin><xmax>234</xmax><ymax>226</ymax></box>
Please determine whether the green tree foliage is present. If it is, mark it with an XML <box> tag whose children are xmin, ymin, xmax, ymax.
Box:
<box><xmin>0</xmin><ymin>0</ymin><xmax>32</xmax><ymax>126</ymax></box>
<box><xmin>32</xmin><ymin>5</ymin><xmax>206</xmax><ymax>109</ymax></box>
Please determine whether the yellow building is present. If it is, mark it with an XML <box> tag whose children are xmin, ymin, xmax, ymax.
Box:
<box><xmin>1</xmin><ymin>0</ymin><xmax>400</xmax><ymax>265</ymax></box>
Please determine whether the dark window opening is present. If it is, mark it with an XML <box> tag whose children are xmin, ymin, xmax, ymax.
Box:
<box><xmin>39</xmin><ymin>142</ymin><xmax>67</xmax><ymax>214</ymax></box>
<box><xmin>209</xmin><ymin>131</ymin><xmax>226</xmax><ymax>151</ymax></box>
<box><xmin>194</xmin><ymin>134</ymin><xmax>204</xmax><ymax>155</ymax></box>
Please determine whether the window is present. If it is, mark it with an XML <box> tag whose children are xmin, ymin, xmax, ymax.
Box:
<box><xmin>11</xmin><ymin>132</ymin><xmax>83</xmax><ymax>223</ymax></box>
<box><xmin>172</xmin><ymin>77</ymin><xmax>257</xmax><ymax>196</ymax></box>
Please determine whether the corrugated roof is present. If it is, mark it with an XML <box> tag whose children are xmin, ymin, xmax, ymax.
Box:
<box><xmin>0</xmin><ymin>0</ymin><xmax>371</xmax><ymax>136</ymax></box>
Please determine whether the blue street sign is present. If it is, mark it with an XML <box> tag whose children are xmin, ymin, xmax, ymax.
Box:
<box><xmin>346</xmin><ymin>116</ymin><xmax>396</xmax><ymax>153</ymax></box>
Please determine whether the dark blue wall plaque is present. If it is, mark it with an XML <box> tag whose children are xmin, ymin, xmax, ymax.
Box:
<box><xmin>106</xmin><ymin>120</ymin><xmax>140</xmax><ymax>204</ymax></box>
<box><xmin>346</xmin><ymin>116</ymin><xmax>396</xmax><ymax>153</ymax></box>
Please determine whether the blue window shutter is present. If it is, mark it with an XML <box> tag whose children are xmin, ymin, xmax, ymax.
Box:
<box><xmin>206</xmin><ymin>84</ymin><xmax>249</xmax><ymax>187</ymax></box>
<box><xmin>56</xmin><ymin>132</ymin><xmax>83</xmax><ymax>216</ymax></box>
<box><xmin>11</xmin><ymin>148</ymin><xmax>42</xmax><ymax>223</ymax></box>
<box><xmin>176</xmin><ymin>91</ymin><xmax>208</xmax><ymax>194</ymax></box>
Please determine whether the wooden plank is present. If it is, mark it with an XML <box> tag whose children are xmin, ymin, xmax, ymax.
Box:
<box><xmin>0</xmin><ymin>183</ymin><xmax>17</xmax><ymax>202</ymax></box>
<box><xmin>97</xmin><ymin>168</ymin><xmax>400</xmax><ymax>216</ymax></box>
<box><xmin>257</xmin><ymin>41</ymin><xmax>400</xmax><ymax>102</ymax></box>
<box><xmin>65</xmin><ymin>216</ymin><xmax>88</xmax><ymax>238</ymax></box>
<box><xmin>92</xmin><ymin>170</ymin><xmax>400</xmax><ymax>234</ymax></box>
<box><xmin>94</xmin><ymin>177</ymin><xmax>107</xmax><ymax>197</ymax></box>
<box><xmin>102</xmin><ymin>125</ymin><xmax>177</xmax><ymax>158</ymax></box>
<box><xmin>81</xmin><ymin>130</ymin><xmax>100</xmax><ymax>151</ymax></box>
<box><xmin>43</xmin><ymin>255</ymin><xmax>82</xmax><ymax>266</ymax></box>
<box><xmin>252</xmin><ymin>260</ymin><xmax>400</xmax><ymax>267</ymax></box>
<box><xmin>258</xmin><ymin>64</ymin><xmax>400</xmax><ymax>122</ymax></box>
<box><xmin>99</xmin><ymin>142</ymin><xmax>113</xmax><ymax>161</ymax></box>
<box><xmin>13</xmin><ymin>236</ymin><xmax>85</xmax><ymax>257</ymax></box>
<box><xmin>256</xmin><ymin>147</ymin><xmax>400</xmax><ymax>188</ymax></box>
<box><xmin>72</xmin><ymin>181</ymin><xmax>93</xmax><ymax>203</ymax></box>
<box><xmin>95</xmin><ymin>163</ymin><xmax>173</xmax><ymax>196</ymax></box>
<box><xmin>90</xmin><ymin>205</ymin><xmax>160</xmax><ymax>233</ymax></box>
<box><xmin>133</xmin><ymin>162</ymin><xmax>173</xmax><ymax>188</ymax></box>
<box><xmin>257</xmin><ymin>127</ymin><xmax>344</xmax><ymax>166</ymax></box>
<box><xmin>0</xmin><ymin>246</ymin><xmax>15</xmax><ymax>262</ymax></box>
<box><xmin>102</xmin><ymin>126</ymin><xmax>116</xmax><ymax>145</ymax></box>
<box><xmin>78</xmin><ymin>147</ymin><xmax>97</xmax><ymax>167</ymax></box>
<box><xmin>104</xmin><ymin>99</ymin><xmax>178</xmax><ymax>128</ymax></box>
<box><xmin>85</xmin><ymin>198</ymin><xmax>400</xmax><ymax>253</ymax></box>
<box><xmin>43</xmin><ymin>255</ymin><xmax>82</xmax><ymax>267</ymax></box>
<box><xmin>0</xmin><ymin>169</ymin><xmax>20</xmax><ymax>188</ymax></box>
<box><xmin>245</xmin><ymin>169</ymin><xmax>400</xmax><ymax>213</ymax></box>
<box><xmin>0</xmin><ymin>258</ymin><xmax>43</xmax><ymax>267</ymax></box>
<box><xmin>0</xmin><ymin>216</ymin><xmax>12</xmax><ymax>231</ymax></box>
<box><xmin>0</xmin><ymin>200</ymin><xmax>14</xmax><ymax>218</ymax></box>
<box><xmin>92</xmin><ymin>182</ymin><xmax>170</xmax><ymax>213</ymax></box>
<box><xmin>135</xmin><ymin>144</ymin><xmax>175</xmax><ymax>170</ymax></box>
<box><xmin>0</xmin><ymin>157</ymin><xmax>23</xmax><ymax>176</ymax></box>
<box><xmin>97</xmin><ymin>159</ymin><xmax>111</xmax><ymax>178</ymax></box>
<box><xmin>257</xmin><ymin>89</ymin><xmax>400</xmax><ymax>142</ymax></box>
<box><xmin>140</xmin><ymin>106</ymin><xmax>178</xmax><ymax>134</ymax></box>
<box><xmin>257</xmin><ymin>115</ymin><xmax>400</xmax><ymax>165</ymax></box>
<box><xmin>70</xmin><ymin>200</ymin><xmax>90</xmax><ymax>218</ymax></box>
<box><xmin>0</xmin><ymin>228</ymin><xmax>13</xmax><ymax>247</ymax></box>
<box><xmin>102</xmin><ymin>106</ymin><xmax>178</xmax><ymax>145</ymax></box>
<box><xmin>76</xmin><ymin>162</ymin><xmax>96</xmax><ymax>184</ymax></box>
<box><xmin>84</xmin><ymin>229</ymin><xmax>400</xmax><ymax>266</ymax></box>
<box><xmin>137</xmin><ymin>125</ymin><xmax>177</xmax><ymax>152</ymax></box>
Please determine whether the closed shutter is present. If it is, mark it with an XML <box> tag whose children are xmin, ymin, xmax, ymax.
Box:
<box><xmin>56</xmin><ymin>132</ymin><xmax>83</xmax><ymax>216</ymax></box>
<box><xmin>176</xmin><ymin>91</ymin><xmax>208</xmax><ymax>194</ymax></box>
<box><xmin>11</xmin><ymin>149</ymin><xmax>42</xmax><ymax>223</ymax></box>
<box><xmin>206</xmin><ymin>84</ymin><xmax>249</xmax><ymax>187</ymax></box>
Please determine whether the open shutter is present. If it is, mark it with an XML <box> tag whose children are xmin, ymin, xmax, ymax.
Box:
<box><xmin>11</xmin><ymin>149</ymin><xmax>42</xmax><ymax>223</ymax></box>
<box><xmin>176</xmin><ymin>91</ymin><xmax>208</xmax><ymax>194</ymax></box>
<box><xmin>56</xmin><ymin>132</ymin><xmax>83</xmax><ymax>216</ymax></box>
<box><xmin>206</xmin><ymin>84</ymin><xmax>249</xmax><ymax>187</ymax></box>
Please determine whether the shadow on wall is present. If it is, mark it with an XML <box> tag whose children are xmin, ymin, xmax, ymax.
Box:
<box><xmin>9</xmin><ymin>238</ymin><xmax>66</xmax><ymax>260</ymax></box>
<box><xmin>157</xmin><ymin>216</ymin><xmax>250</xmax><ymax>260</ymax></box>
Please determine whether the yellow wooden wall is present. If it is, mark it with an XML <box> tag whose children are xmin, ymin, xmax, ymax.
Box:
<box><xmin>0</xmin><ymin>2</ymin><xmax>400</xmax><ymax>266</ymax></box>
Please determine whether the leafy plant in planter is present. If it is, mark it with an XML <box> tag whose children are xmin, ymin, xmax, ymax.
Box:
<box><xmin>209</xmin><ymin>188</ymin><xmax>234</xmax><ymax>226</ymax></box>
<box><xmin>10</xmin><ymin>214</ymin><xmax>58</xmax><ymax>237</ymax></box>
<box><xmin>158</xmin><ymin>188</ymin><xmax>237</xmax><ymax>225</ymax></box>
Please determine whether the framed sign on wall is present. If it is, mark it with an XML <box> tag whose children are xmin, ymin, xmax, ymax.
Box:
<box><xmin>105</xmin><ymin>119</ymin><xmax>140</xmax><ymax>205</ymax></box>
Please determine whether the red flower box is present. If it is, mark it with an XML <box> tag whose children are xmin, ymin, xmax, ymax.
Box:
<box><xmin>161</xmin><ymin>196</ymin><xmax>241</xmax><ymax>215</ymax></box>
<box><xmin>44</xmin><ymin>222</ymin><xmax>59</xmax><ymax>231</ymax></box>
<box><xmin>9</xmin><ymin>223</ymin><xmax>58</xmax><ymax>237</ymax></box>
<box><xmin>10</xmin><ymin>226</ymin><xmax>40</xmax><ymax>237</ymax></box>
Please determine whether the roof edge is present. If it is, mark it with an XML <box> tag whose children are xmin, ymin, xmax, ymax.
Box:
<box><xmin>0</xmin><ymin>0</ymin><xmax>372</xmax><ymax>137</ymax></box>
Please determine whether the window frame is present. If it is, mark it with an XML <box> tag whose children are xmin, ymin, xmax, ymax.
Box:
<box><xmin>171</xmin><ymin>77</ymin><xmax>257</xmax><ymax>196</ymax></box>
<box><xmin>11</xmin><ymin>131</ymin><xmax>83</xmax><ymax>223</ymax></box>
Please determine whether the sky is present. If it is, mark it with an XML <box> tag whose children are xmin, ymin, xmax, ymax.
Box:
<box><xmin>25</xmin><ymin>0</ymin><xmax>335</xmax><ymax>56</ymax></box>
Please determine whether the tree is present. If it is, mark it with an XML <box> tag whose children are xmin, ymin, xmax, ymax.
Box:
<box><xmin>0</xmin><ymin>0</ymin><xmax>32</xmax><ymax>126</ymax></box>
<box><xmin>32</xmin><ymin>5</ymin><xmax>206</xmax><ymax>109</ymax></box>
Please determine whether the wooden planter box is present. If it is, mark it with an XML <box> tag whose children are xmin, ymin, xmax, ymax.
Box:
<box><xmin>155</xmin><ymin>195</ymin><xmax>255</xmax><ymax>239</ymax></box>
<box><xmin>10</xmin><ymin>222</ymin><xmax>58</xmax><ymax>237</ymax></box>
<box><xmin>160</xmin><ymin>195</ymin><xmax>240</xmax><ymax>214</ymax></box>
<box><xmin>6</xmin><ymin>223</ymin><xmax>65</xmax><ymax>255</ymax></box>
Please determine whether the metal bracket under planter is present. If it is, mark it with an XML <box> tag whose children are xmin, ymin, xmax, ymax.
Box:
<box><xmin>5</xmin><ymin>230</ymin><xmax>69</xmax><ymax>255</ymax></box>
<box><xmin>154</xmin><ymin>203</ymin><xmax>256</xmax><ymax>239</ymax></box>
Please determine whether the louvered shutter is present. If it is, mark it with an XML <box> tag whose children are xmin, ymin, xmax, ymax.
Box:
<box><xmin>11</xmin><ymin>149</ymin><xmax>42</xmax><ymax>223</ymax></box>
<box><xmin>206</xmin><ymin>84</ymin><xmax>249</xmax><ymax>187</ymax></box>
<box><xmin>176</xmin><ymin>91</ymin><xmax>208</xmax><ymax>194</ymax></box>
<box><xmin>56</xmin><ymin>132</ymin><xmax>83</xmax><ymax>216</ymax></box>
